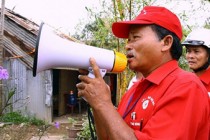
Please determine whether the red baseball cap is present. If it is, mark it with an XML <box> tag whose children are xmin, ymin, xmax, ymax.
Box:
<box><xmin>112</xmin><ymin>6</ymin><xmax>183</xmax><ymax>40</ymax></box>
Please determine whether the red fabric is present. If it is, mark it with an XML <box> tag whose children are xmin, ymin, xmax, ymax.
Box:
<box><xmin>117</xmin><ymin>60</ymin><xmax>209</xmax><ymax>140</ymax></box>
<box><xmin>198</xmin><ymin>68</ymin><xmax>210</xmax><ymax>138</ymax></box>
<box><xmin>199</xmin><ymin>68</ymin><xmax>210</xmax><ymax>92</ymax></box>
<box><xmin>112</xmin><ymin>6</ymin><xmax>183</xmax><ymax>40</ymax></box>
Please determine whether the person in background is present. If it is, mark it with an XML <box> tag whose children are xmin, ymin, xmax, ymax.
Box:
<box><xmin>182</xmin><ymin>28</ymin><xmax>210</xmax><ymax>96</ymax></box>
<box><xmin>182</xmin><ymin>28</ymin><xmax>210</xmax><ymax>139</ymax></box>
<box><xmin>127</xmin><ymin>72</ymin><xmax>143</xmax><ymax>90</ymax></box>
<box><xmin>76</xmin><ymin>6</ymin><xmax>209</xmax><ymax>140</ymax></box>
<box><xmin>68</xmin><ymin>90</ymin><xmax>77</xmax><ymax>105</ymax></box>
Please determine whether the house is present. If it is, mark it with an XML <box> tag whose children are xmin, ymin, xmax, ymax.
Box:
<box><xmin>0</xmin><ymin>8</ymin><xmax>118</xmax><ymax>123</ymax></box>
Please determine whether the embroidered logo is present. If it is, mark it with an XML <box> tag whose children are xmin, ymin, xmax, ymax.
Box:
<box><xmin>142</xmin><ymin>99</ymin><xmax>149</xmax><ymax>109</ymax></box>
<box><xmin>142</xmin><ymin>96</ymin><xmax>155</xmax><ymax>110</ymax></box>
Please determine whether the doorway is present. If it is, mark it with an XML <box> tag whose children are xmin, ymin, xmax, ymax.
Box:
<box><xmin>52</xmin><ymin>69</ymin><xmax>117</xmax><ymax>118</ymax></box>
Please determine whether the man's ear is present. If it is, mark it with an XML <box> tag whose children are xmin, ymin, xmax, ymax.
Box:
<box><xmin>161</xmin><ymin>35</ymin><xmax>173</xmax><ymax>51</ymax></box>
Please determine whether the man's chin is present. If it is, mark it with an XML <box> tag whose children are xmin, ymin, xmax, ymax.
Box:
<box><xmin>190</xmin><ymin>67</ymin><xmax>198</xmax><ymax>71</ymax></box>
<box><xmin>128</xmin><ymin>65</ymin><xmax>136</xmax><ymax>71</ymax></box>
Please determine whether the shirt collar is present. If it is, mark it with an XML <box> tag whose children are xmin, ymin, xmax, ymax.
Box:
<box><xmin>145</xmin><ymin>60</ymin><xmax>179</xmax><ymax>85</ymax></box>
<box><xmin>199</xmin><ymin>68</ymin><xmax>210</xmax><ymax>85</ymax></box>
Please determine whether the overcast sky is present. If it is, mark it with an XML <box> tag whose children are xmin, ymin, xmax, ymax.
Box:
<box><xmin>154</xmin><ymin>0</ymin><xmax>210</xmax><ymax>30</ymax></box>
<box><xmin>2</xmin><ymin>0</ymin><xmax>210</xmax><ymax>35</ymax></box>
<box><xmin>2</xmin><ymin>0</ymin><xmax>103</xmax><ymax>34</ymax></box>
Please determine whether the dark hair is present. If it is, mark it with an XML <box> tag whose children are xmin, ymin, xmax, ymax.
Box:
<box><xmin>150</xmin><ymin>24</ymin><xmax>182</xmax><ymax>60</ymax></box>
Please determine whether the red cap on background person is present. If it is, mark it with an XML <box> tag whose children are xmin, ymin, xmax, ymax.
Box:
<box><xmin>112</xmin><ymin>6</ymin><xmax>183</xmax><ymax>40</ymax></box>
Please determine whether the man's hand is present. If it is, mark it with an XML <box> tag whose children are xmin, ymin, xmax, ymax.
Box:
<box><xmin>76</xmin><ymin>57</ymin><xmax>112</xmax><ymax>109</ymax></box>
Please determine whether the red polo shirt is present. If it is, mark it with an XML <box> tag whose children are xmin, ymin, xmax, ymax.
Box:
<box><xmin>117</xmin><ymin>60</ymin><xmax>209</xmax><ymax>140</ymax></box>
<box><xmin>199</xmin><ymin>68</ymin><xmax>210</xmax><ymax>94</ymax></box>
<box><xmin>198</xmin><ymin>67</ymin><xmax>210</xmax><ymax>138</ymax></box>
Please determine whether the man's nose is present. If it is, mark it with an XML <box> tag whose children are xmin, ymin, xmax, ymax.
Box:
<box><xmin>187</xmin><ymin>52</ymin><xmax>194</xmax><ymax>58</ymax></box>
<box><xmin>125</xmin><ymin>43</ymin><xmax>133</xmax><ymax>51</ymax></box>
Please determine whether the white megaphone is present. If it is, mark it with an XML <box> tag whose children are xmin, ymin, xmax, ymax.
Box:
<box><xmin>33</xmin><ymin>22</ymin><xmax>127</xmax><ymax>77</ymax></box>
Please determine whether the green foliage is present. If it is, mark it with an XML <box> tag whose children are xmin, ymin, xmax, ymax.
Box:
<box><xmin>204</xmin><ymin>18</ymin><xmax>210</xmax><ymax>29</ymax></box>
<box><xmin>74</xmin><ymin>7</ymin><xmax>118</xmax><ymax>50</ymax></box>
<box><xmin>178</xmin><ymin>31</ymin><xmax>190</xmax><ymax>71</ymax></box>
<box><xmin>0</xmin><ymin>88</ymin><xmax>16</xmax><ymax>115</ymax></box>
<box><xmin>77</xmin><ymin>118</ymin><xmax>94</xmax><ymax>140</ymax></box>
<box><xmin>68</xmin><ymin>117</ymin><xmax>77</xmax><ymax>124</ymax></box>
<box><xmin>73</xmin><ymin>0</ymin><xmax>150</xmax><ymax>99</ymax></box>
<box><xmin>72</xmin><ymin>0</ymin><xmax>210</xmax><ymax>101</ymax></box>
<box><xmin>0</xmin><ymin>112</ymin><xmax>45</xmax><ymax>126</ymax></box>
<box><xmin>178</xmin><ymin>56</ymin><xmax>190</xmax><ymax>71</ymax></box>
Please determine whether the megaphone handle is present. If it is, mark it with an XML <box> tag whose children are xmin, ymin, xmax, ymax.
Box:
<box><xmin>88</xmin><ymin>67</ymin><xmax>107</xmax><ymax>78</ymax></box>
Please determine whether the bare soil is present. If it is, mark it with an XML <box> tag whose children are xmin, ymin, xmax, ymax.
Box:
<box><xmin>0</xmin><ymin>111</ymin><xmax>87</xmax><ymax>140</ymax></box>
<box><xmin>0</xmin><ymin>123</ymin><xmax>71</xmax><ymax>140</ymax></box>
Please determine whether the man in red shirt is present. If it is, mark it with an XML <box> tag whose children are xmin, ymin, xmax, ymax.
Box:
<box><xmin>182</xmin><ymin>28</ymin><xmax>210</xmax><ymax>95</ymax></box>
<box><xmin>76</xmin><ymin>6</ymin><xmax>209</xmax><ymax>140</ymax></box>
<box><xmin>182</xmin><ymin>28</ymin><xmax>210</xmax><ymax>138</ymax></box>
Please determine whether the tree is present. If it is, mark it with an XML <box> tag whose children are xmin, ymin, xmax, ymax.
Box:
<box><xmin>73</xmin><ymin>0</ymin><xmax>210</xmax><ymax>102</ymax></box>
<box><xmin>73</xmin><ymin>0</ymin><xmax>158</xmax><ymax>101</ymax></box>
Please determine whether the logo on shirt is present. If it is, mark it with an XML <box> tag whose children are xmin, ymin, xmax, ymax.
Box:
<box><xmin>131</xmin><ymin>112</ymin><xmax>136</xmax><ymax>120</ymax></box>
<box><xmin>142</xmin><ymin>96</ymin><xmax>155</xmax><ymax>110</ymax></box>
<box><xmin>142</xmin><ymin>100</ymin><xmax>149</xmax><ymax>109</ymax></box>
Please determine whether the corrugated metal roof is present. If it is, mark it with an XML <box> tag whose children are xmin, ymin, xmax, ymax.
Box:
<box><xmin>4</xmin><ymin>8</ymin><xmax>79</xmax><ymax>42</ymax></box>
<box><xmin>1</xmin><ymin>8</ymin><xmax>80</xmax><ymax>69</ymax></box>
<box><xmin>4</xmin><ymin>9</ymin><xmax>39</xmax><ymax>35</ymax></box>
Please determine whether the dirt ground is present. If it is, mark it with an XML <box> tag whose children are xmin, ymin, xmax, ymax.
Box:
<box><xmin>0</xmin><ymin>110</ymin><xmax>87</xmax><ymax>140</ymax></box>
<box><xmin>0</xmin><ymin>123</ymin><xmax>72</xmax><ymax>140</ymax></box>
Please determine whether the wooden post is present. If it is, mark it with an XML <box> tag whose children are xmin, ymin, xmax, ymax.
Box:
<box><xmin>0</xmin><ymin>0</ymin><xmax>5</xmax><ymax>114</ymax></box>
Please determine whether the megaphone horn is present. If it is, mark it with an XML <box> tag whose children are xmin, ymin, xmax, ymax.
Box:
<box><xmin>33</xmin><ymin>22</ymin><xmax>127</xmax><ymax>77</ymax></box>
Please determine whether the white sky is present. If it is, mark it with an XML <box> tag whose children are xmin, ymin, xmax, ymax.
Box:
<box><xmin>2</xmin><ymin>0</ymin><xmax>103</xmax><ymax>34</ymax></box>
<box><xmin>153</xmin><ymin>0</ymin><xmax>210</xmax><ymax>30</ymax></box>
<box><xmin>1</xmin><ymin>0</ymin><xmax>210</xmax><ymax>35</ymax></box>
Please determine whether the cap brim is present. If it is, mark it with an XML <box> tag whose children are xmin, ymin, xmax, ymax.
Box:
<box><xmin>112</xmin><ymin>20</ymin><xmax>152</xmax><ymax>38</ymax></box>
<box><xmin>181</xmin><ymin>42</ymin><xmax>192</xmax><ymax>46</ymax></box>
<box><xmin>182</xmin><ymin>40</ymin><xmax>205</xmax><ymax>46</ymax></box>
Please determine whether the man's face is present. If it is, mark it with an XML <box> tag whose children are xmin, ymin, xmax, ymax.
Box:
<box><xmin>125</xmin><ymin>25</ymin><xmax>164</xmax><ymax>76</ymax></box>
<box><xmin>186</xmin><ymin>46</ymin><xmax>209</xmax><ymax>70</ymax></box>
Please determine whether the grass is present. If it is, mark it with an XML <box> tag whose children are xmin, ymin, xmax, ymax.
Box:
<box><xmin>0</xmin><ymin>112</ymin><xmax>46</xmax><ymax>126</ymax></box>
